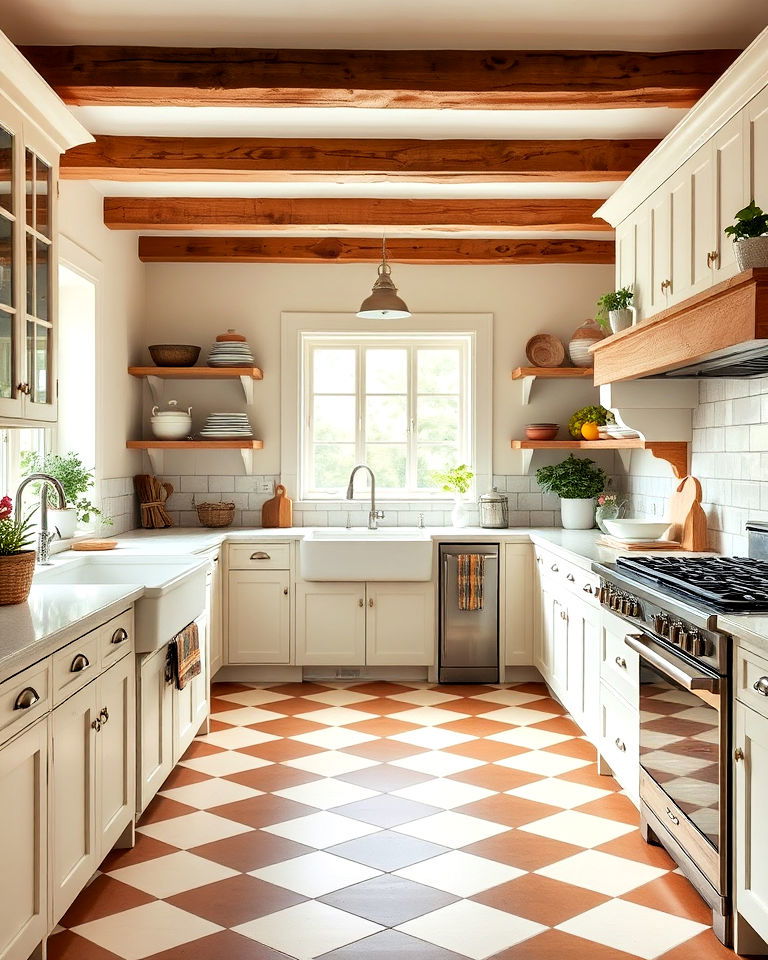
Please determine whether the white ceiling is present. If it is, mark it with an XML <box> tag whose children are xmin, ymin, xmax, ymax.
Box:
<box><xmin>1</xmin><ymin>0</ymin><xmax>765</xmax><ymax>49</ymax></box>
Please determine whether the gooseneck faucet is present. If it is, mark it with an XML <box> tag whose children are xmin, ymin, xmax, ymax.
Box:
<box><xmin>15</xmin><ymin>473</ymin><xmax>67</xmax><ymax>565</ymax></box>
<box><xmin>346</xmin><ymin>464</ymin><xmax>385</xmax><ymax>530</ymax></box>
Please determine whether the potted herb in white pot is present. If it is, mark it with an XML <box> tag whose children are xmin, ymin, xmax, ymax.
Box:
<box><xmin>433</xmin><ymin>464</ymin><xmax>474</xmax><ymax>528</ymax></box>
<box><xmin>536</xmin><ymin>455</ymin><xmax>607</xmax><ymax>530</ymax></box>
<box><xmin>596</xmin><ymin>286</ymin><xmax>634</xmax><ymax>335</ymax></box>
<box><xmin>21</xmin><ymin>451</ymin><xmax>110</xmax><ymax>539</ymax></box>
<box><xmin>725</xmin><ymin>201</ymin><xmax>768</xmax><ymax>270</ymax></box>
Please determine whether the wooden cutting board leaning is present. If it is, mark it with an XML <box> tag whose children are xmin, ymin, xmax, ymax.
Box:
<box><xmin>261</xmin><ymin>484</ymin><xmax>293</xmax><ymax>528</ymax></box>
<box><xmin>665</xmin><ymin>476</ymin><xmax>709</xmax><ymax>551</ymax></box>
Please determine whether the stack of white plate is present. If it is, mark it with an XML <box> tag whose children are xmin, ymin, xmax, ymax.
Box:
<box><xmin>199</xmin><ymin>413</ymin><xmax>253</xmax><ymax>438</ymax></box>
<box><xmin>207</xmin><ymin>340</ymin><xmax>255</xmax><ymax>367</ymax></box>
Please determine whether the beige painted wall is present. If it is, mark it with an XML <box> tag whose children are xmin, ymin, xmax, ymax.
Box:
<box><xmin>142</xmin><ymin>261</ymin><xmax>615</xmax><ymax>479</ymax></box>
<box><xmin>58</xmin><ymin>181</ymin><xmax>146</xmax><ymax>480</ymax></box>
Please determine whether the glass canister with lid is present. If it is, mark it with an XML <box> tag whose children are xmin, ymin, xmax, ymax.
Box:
<box><xmin>479</xmin><ymin>487</ymin><xmax>509</xmax><ymax>528</ymax></box>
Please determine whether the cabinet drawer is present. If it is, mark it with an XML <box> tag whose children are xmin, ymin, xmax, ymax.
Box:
<box><xmin>99</xmin><ymin>610</ymin><xmax>134</xmax><ymax>669</ymax></box>
<box><xmin>229</xmin><ymin>543</ymin><xmax>291</xmax><ymax>570</ymax></box>
<box><xmin>736</xmin><ymin>647</ymin><xmax>768</xmax><ymax>719</ymax></box>
<box><xmin>53</xmin><ymin>630</ymin><xmax>101</xmax><ymax>706</ymax></box>
<box><xmin>534</xmin><ymin>546</ymin><xmax>600</xmax><ymax>607</ymax></box>
<box><xmin>599</xmin><ymin>680</ymin><xmax>639</xmax><ymax>798</ymax></box>
<box><xmin>601</xmin><ymin>615</ymin><xmax>639</xmax><ymax>708</ymax></box>
<box><xmin>0</xmin><ymin>661</ymin><xmax>50</xmax><ymax>745</ymax></box>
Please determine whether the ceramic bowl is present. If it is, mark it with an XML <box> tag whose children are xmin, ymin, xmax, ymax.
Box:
<box><xmin>149</xmin><ymin>344</ymin><xmax>201</xmax><ymax>367</ymax></box>
<box><xmin>150</xmin><ymin>418</ymin><xmax>191</xmax><ymax>440</ymax></box>
<box><xmin>603</xmin><ymin>519</ymin><xmax>670</xmax><ymax>542</ymax></box>
<box><xmin>525</xmin><ymin>424</ymin><xmax>559</xmax><ymax>440</ymax></box>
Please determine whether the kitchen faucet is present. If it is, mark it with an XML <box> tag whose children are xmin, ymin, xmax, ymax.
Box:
<box><xmin>15</xmin><ymin>473</ymin><xmax>67</xmax><ymax>565</ymax></box>
<box><xmin>345</xmin><ymin>464</ymin><xmax>385</xmax><ymax>530</ymax></box>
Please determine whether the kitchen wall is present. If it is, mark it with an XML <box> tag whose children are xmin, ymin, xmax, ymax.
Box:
<box><xmin>142</xmin><ymin>260</ymin><xmax>615</xmax><ymax>525</ymax></box>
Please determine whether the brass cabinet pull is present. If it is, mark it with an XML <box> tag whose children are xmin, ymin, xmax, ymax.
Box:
<box><xmin>734</xmin><ymin>747</ymin><xmax>745</xmax><ymax>762</ymax></box>
<box><xmin>111</xmin><ymin>627</ymin><xmax>129</xmax><ymax>644</ymax></box>
<box><xmin>369</xmin><ymin>598</ymin><xmax>374</xmax><ymax>607</ymax></box>
<box><xmin>583</xmin><ymin>584</ymin><xmax>593</xmax><ymax>594</ymax></box>
<box><xmin>91</xmin><ymin>717</ymin><xmax>101</xmax><ymax>732</ymax></box>
<box><xmin>283</xmin><ymin>587</ymin><xmax>289</xmax><ymax>595</ymax></box>
<box><xmin>70</xmin><ymin>653</ymin><xmax>90</xmax><ymax>673</ymax></box>
<box><xmin>100</xmin><ymin>707</ymin><xmax>109</xmax><ymax>725</ymax></box>
<box><xmin>666</xmin><ymin>807</ymin><xmax>680</xmax><ymax>825</ymax></box>
<box><xmin>358</xmin><ymin>598</ymin><xmax>364</xmax><ymax>607</ymax></box>
<box><xmin>551</xmin><ymin>563</ymin><xmax>559</xmax><ymax>572</ymax></box>
<box><xmin>707</xmin><ymin>250</ymin><xmax>720</xmax><ymax>268</ymax></box>
<box><xmin>559</xmin><ymin>609</ymin><xmax>568</xmax><ymax>621</ymax></box>
<box><xmin>250</xmin><ymin>552</ymin><xmax>271</xmax><ymax>560</ymax></box>
<box><xmin>615</xmin><ymin>737</ymin><xmax>626</xmax><ymax>752</ymax></box>
<box><xmin>661</xmin><ymin>279</ymin><xmax>672</xmax><ymax>292</ymax></box>
<box><xmin>753</xmin><ymin>677</ymin><xmax>768</xmax><ymax>697</ymax></box>
<box><xmin>14</xmin><ymin>687</ymin><xmax>40</xmax><ymax>710</ymax></box>
<box><xmin>615</xmin><ymin>656</ymin><xmax>627</xmax><ymax>670</ymax></box>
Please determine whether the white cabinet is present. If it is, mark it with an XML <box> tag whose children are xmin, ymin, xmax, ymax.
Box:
<box><xmin>747</xmin><ymin>84</ymin><xmax>768</xmax><ymax>213</ymax></box>
<box><xmin>97</xmin><ymin>652</ymin><xmax>135</xmax><ymax>856</ymax></box>
<box><xmin>712</xmin><ymin>113</ymin><xmax>748</xmax><ymax>283</ymax></box>
<box><xmin>503</xmin><ymin>543</ymin><xmax>533</xmax><ymax>666</ymax></box>
<box><xmin>649</xmin><ymin>187</ymin><xmax>672</xmax><ymax>315</ymax></box>
<box><xmin>0</xmin><ymin>718</ymin><xmax>48</xmax><ymax>960</ymax></box>
<box><xmin>137</xmin><ymin>646</ymin><xmax>173</xmax><ymax>814</ymax></box>
<box><xmin>296</xmin><ymin>582</ymin><xmax>365</xmax><ymax>665</ymax></box>
<box><xmin>366</xmin><ymin>582</ymin><xmax>435</xmax><ymax>666</ymax></box>
<box><xmin>228</xmin><ymin>570</ymin><xmax>291</xmax><ymax>664</ymax></box>
<box><xmin>566</xmin><ymin>600</ymin><xmax>601</xmax><ymax>739</ymax></box>
<box><xmin>208</xmin><ymin>554</ymin><xmax>223</xmax><ymax>677</ymax></box>
<box><xmin>173</xmin><ymin>611</ymin><xmax>209</xmax><ymax>761</ymax></box>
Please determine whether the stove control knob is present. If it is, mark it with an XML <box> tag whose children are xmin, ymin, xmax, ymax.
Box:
<box><xmin>628</xmin><ymin>599</ymin><xmax>641</xmax><ymax>618</ymax></box>
<box><xmin>687</xmin><ymin>631</ymin><xmax>706</xmax><ymax>657</ymax></box>
<box><xmin>669</xmin><ymin>622</ymin><xmax>683</xmax><ymax>645</ymax></box>
<box><xmin>653</xmin><ymin>614</ymin><xmax>669</xmax><ymax>637</ymax></box>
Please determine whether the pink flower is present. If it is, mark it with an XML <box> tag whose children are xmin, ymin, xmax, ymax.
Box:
<box><xmin>0</xmin><ymin>496</ymin><xmax>12</xmax><ymax>521</ymax></box>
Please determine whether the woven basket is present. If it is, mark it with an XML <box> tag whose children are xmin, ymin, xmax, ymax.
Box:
<box><xmin>0</xmin><ymin>550</ymin><xmax>36</xmax><ymax>605</ymax></box>
<box><xmin>195</xmin><ymin>500</ymin><xmax>236</xmax><ymax>528</ymax></box>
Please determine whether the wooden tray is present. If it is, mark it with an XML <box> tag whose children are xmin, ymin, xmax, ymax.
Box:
<box><xmin>596</xmin><ymin>535</ymin><xmax>682</xmax><ymax>551</ymax></box>
<box><xmin>72</xmin><ymin>539</ymin><xmax>118</xmax><ymax>551</ymax></box>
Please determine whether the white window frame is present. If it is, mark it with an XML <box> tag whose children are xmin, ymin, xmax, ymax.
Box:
<box><xmin>281</xmin><ymin>312</ymin><xmax>493</xmax><ymax>504</ymax></box>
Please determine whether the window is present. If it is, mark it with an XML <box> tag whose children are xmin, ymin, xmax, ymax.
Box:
<box><xmin>302</xmin><ymin>334</ymin><xmax>472</xmax><ymax>499</ymax></box>
<box><xmin>0</xmin><ymin>426</ymin><xmax>48</xmax><ymax>502</ymax></box>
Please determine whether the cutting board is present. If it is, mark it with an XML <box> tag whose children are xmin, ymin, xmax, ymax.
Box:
<box><xmin>262</xmin><ymin>484</ymin><xmax>293</xmax><ymax>528</ymax></box>
<box><xmin>597</xmin><ymin>536</ymin><xmax>681</xmax><ymax>551</ymax></box>
<box><xmin>665</xmin><ymin>476</ymin><xmax>708</xmax><ymax>551</ymax></box>
<box><xmin>72</xmin><ymin>539</ymin><xmax>118</xmax><ymax>551</ymax></box>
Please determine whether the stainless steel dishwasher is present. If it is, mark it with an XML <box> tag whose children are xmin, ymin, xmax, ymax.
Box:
<box><xmin>439</xmin><ymin>544</ymin><xmax>499</xmax><ymax>683</ymax></box>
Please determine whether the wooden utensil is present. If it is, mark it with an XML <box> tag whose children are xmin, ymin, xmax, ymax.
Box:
<box><xmin>72</xmin><ymin>539</ymin><xmax>118</xmax><ymax>551</ymax></box>
<box><xmin>262</xmin><ymin>484</ymin><xmax>293</xmax><ymax>528</ymax></box>
<box><xmin>525</xmin><ymin>334</ymin><xmax>566</xmax><ymax>368</ymax></box>
<box><xmin>665</xmin><ymin>476</ymin><xmax>708</xmax><ymax>551</ymax></box>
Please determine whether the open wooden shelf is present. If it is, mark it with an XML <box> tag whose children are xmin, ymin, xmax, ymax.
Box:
<box><xmin>128</xmin><ymin>366</ymin><xmax>263</xmax><ymax>402</ymax></box>
<box><xmin>127</xmin><ymin>439</ymin><xmax>264</xmax><ymax>475</ymax></box>
<box><xmin>510</xmin><ymin>366</ymin><xmax>594</xmax><ymax>404</ymax></box>
<box><xmin>510</xmin><ymin>438</ymin><xmax>688</xmax><ymax>477</ymax></box>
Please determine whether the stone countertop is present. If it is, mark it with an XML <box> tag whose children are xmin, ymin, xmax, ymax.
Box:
<box><xmin>720</xmin><ymin>614</ymin><xmax>768</xmax><ymax>656</ymax></box>
<box><xmin>0</xmin><ymin>584</ymin><xmax>143</xmax><ymax>682</ymax></box>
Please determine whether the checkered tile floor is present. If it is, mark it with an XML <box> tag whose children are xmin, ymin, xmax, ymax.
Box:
<box><xmin>48</xmin><ymin>681</ymin><xmax>737</xmax><ymax>960</ymax></box>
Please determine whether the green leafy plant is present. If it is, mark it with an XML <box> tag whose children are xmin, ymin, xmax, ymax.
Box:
<box><xmin>595</xmin><ymin>286</ymin><xmax>634</xmax><ymax>332</ymax></box>
<box><xmin>432</xmin><ymin>464</ymin><xmax>474</xmax><ymax>495</ymax></box>
<box><xmin>568</xmin><ymin>404</ymin><xmax>615</xmax><ymax>439</ymax></box>
<box><xmin>20</xmin><ymin>451</ymin><xmax>110</xmax><ymax>526</ymax></box>
<box><xmin>536</xmin><ymin>455</ymin><xmax>607</xmax><ymax>500</ymax></box>
<box><xmin>0</xmin><ymin>496</ymin><xmax>36</xmax><ymax>555</ymax></box>
<box><xmin>724</xmin><ymin>202</ymin><xmax>768</xmax><ymax>241</ymax></box>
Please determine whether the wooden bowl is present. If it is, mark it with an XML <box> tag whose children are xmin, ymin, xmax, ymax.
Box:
<box><xmin>526</xmin><ymin>424</ymin><xmax>559</xmax><ymax>440</ymax></box>
<box><xmin>525</xmin><ymin>334</ymin><xmax>566</xmax><ymax>368</ymax></box>
<box><xmin>149</xmin><ymin>344</ymin><xmax>201</xmax><ymax>367</ymax></box>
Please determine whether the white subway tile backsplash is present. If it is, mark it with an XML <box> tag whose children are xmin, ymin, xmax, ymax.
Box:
<box><xmin>179</xmin><ymin>476</ymin><xmax>208</xmax><ymax>493</ymax></box>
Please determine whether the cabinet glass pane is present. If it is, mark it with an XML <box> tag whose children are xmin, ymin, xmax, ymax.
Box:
<box><xmin>25</xmin><ymin>149</ymin><xmax>33</xmax><ymax>224</ymax></box>
<box><xmin>0</xmin><ymin>310</ymin><xmax>12</xmax><ymax>398</ymax></box>
<box><xmin>35</xmin><ymin>157</ymin><xmax>50</xmax><ymax>237</ymax></box>
<box><xmin>26</xmin><ymin>232</ymin><xmax>33</xmax><ymax>315</ymax></box>
<box><xmin>27</xmin><ymin>320</ymin><xmax>49</xmax><ymax>404</ymax></box>
<box><xmin>35</xmin><ymin>240</ymin><xmax>49</xmax><ymax>322</ymax></box>
<box><xmin>0</xmin><ymin>125</ymin><xmax>12</xmax><ymax>213</ymax></box>
<box><xmin>0</xmin><ymin>215</ymin><xmax>12</xmax><ymax>307</ymax></box>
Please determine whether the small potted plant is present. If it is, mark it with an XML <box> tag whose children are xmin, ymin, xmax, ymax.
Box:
<box><xmin>433</xmin><ymin>464</ymin><xmax>474</xmax><ymax>528</ymax></box>
<box><xmin>725</xmin><ymin>201</ymin><xmax>768</xmax><ymax>271</ymax></box>
<box><xmin>21</xmin><ymin>451</ymin><xmax>110</xmax><ymax>539</ymax></box>
<box><xmin>0</xmin><ymin>496</ymin><xmax>37</xmax><ymax>605</ymax></box>
<box><xmin>596</xmin><ymin>286</ymin><xmax>634</xmax><ymax>334</ymax></box>
<box><xmin>536</xmin><ymin>455</ymin><xmax>607</xmax><ymax>530</ymax></box>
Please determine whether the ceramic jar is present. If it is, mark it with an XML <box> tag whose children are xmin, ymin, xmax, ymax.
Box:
<box><xmin>150</xmin><ymin>399</ymin><xmax>192</xmax><ymax>440</ymax></box>
<box><xmin>560</xmin><ymin>497</ymin><xmax>595</xmax><ymax>530</ymax></box>
<box><xmin>608</xmin><ymin>308</ymin><xmax>634</xmax><ymax>334</ymax></box>
<box><xmin>568</xmin><ymin>319</ymin><xmax>605</xmax><ymax>367</ymax></box>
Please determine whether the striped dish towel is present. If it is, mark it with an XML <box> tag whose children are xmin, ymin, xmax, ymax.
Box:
<box><xmin>165</xmin><ymin>621</ymin><xmax>201</xmax><ymax>690</ymax></box>
<box><xmin>457</xmin><ymin>554</ymin><xmax>484</xmax><ymax>611</ymax></box>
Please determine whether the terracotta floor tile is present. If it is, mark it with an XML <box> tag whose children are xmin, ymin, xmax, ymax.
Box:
<box><xmin>138</xmin><ymin>795</ymin><xmax>198</xmax><ymax>825</ymax></box>
<box><xmin>344</xmin><ymin>697</ymin><xmax>418</xmax><ymax>716</ymax></box>
<box><xmin>438</xmin><ymin>717</ymin><xmax>511</xmax><ymax>737</ymax></box>
<box><xmin>656</xmin><ymin>929</ymin><xmax>742</xmax><ymax>960</ymax></box>
<box><xmin>208</xmin><ymin>793</ymin><xmax>317</xmax><ymax>828</ymax></box>
<box><xmin>236</xmin><ymin>738</ymin><xmax>322</xmax><ymax>762</ymax></box>
<box><xmin>99</xmin><ymin>833</ymin><xmax>179</xmax><ymax>872</ymax></box>
<box><xmin>179</xmin><ymin>739</ymin><xmax>225</xmax><ymax>760</ymax></box>
<box><xmin>448</xmin><ymin>764</ymin><xmax>540</xmax><ymax>792</ymax></box>
<box><xmin>472</xmin><ymin>872</ymin><xmax>609</xmax><ymax>926</ymax></box>
<box><xmin>559</xmin><ymin>765</ymin><xmax>621</xmax><ymax>792</ymax></box>
<box><xmin>59</xmin><ymin>875</ymin><xmax>156</xmax><ymax>927</ymax></box>
<box><xmin>462</xmin><ymin>828</ymin><xmax>583</xmax><ymax>870</ymax></box>
<box><xmin>430</xmin><ymin>684</ymin><xmax>497</xmax><ymax>697</ymax></box>
<box><xmin>349</xmin><ymin>682</ymin><xmax>420</xmax><ymax>697</ymax></box>
<box><xmin>167</xmin><ymin>873</ymin><xmax>306</xmax><ymax>926</ymax></box>
<box><xmin>507</xmin><ymin>682</ymin><xmax>549</xmax><ymax>695</ymax></box>
<box><xmin>621</xmin><ymin>871</ymin><xmax>712</xmax><ymax>924</ymax></box>
<box><xmin>530</xmin><ymin>715</ymin><xmax>583</xmax><ymax>736</ymax></box>
<box><xmin>255</xmin><ymin>697</ymin><xmax>330</xmax><ymax>716</ymax></box>
<box><xmin>143</xmin><ymin>929</ymin><xmax>289</xmax><ymax>960</ymax></box>
<box><xmin>211</xmin><ymin>682</ymin><xmax>253</xmax><ymax>696</ymax></box>
<box><xmin>209</xmin><ymin>696</ymin><xmax>248</xmax><ymax>713</ymax></box>
<box><xmin>47</xmin><ymin>931</ymin><xmax>124</xmax><ymax>960</ymax></box>
<box><xmin>223</xmin><ymin>764</ymin><xmax>322</xmax><ymax>792</ymax></box>
<box><xmin>246</xmin><ymin>716</ymin><xmax>325</xmax><ymax>737</ymax></box>
<box><xmin>577</xmin><ymin>792</ymin><xmax>642</xmax><ymax>825</ymax></box>
<box><xmin>543</xmin><ymin>737</ymin><xmax>598</xmax><ymax>760</ymax></box>
<box><xmin>344</xmin><ymin>717</ymin><xmax>420</xmax><ymax>736</ymax></box>
<box><xmin>342</xmin><ymin>738</ymin><xmax>427</xmax><ymax>761</ymax></box>
<box><xmin>489</xmin><ymin>928</ymin><xmax>640</xmax><ymax>960</ymax></box>
<box><xmin>160</xmin><ymin>766</ymin><xmax>210</xmax><ymax>790</ymax></box>
<box><xmin>443</xmin><ymin>740</ymin><xmax>526</xmax><ymax>762</ymax></box>
<box><xmin>597</xmin><ymin>831</ymin><xmax>677</xmax><ymax>869</ymax></box>
<box><xmin>191</xmin><ymin>829</ymin><xmax>314</xmax><ymax>872</ymax></box>
<box><xmin>336</xmin><ymin>763</ymin><xmax>432</xmax><ymax>792</ymax></box>
<box><xmin>524</xmin><ymin>696</ymin><xmax>568</xmax><ymax>715</ymax></box>
<box><xmin>438</xmin><ymin>699</ymin><xmax>513</xmax><ymax>716</ymax></box>
<box><xmin>454</xmin><ymin>794</ymin><xmax>560</xmax><ymax>828</ymax></box>
<box><xmin>266</xmin><ymin>682</ymin><xmax>331</xmax><ymax>696</ymax></box>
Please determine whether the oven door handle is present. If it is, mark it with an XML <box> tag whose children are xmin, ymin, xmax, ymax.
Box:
<box><xmin>624</xmin><ymin>633</ymin><xmax>721</xmax><ymax>693</ymax></box>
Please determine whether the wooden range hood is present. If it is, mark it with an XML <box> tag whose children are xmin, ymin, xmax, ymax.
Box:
<box><xmin>591</xmin><ymin>268</ymin><xmax>768</xmax><ymax>385</ymax></box>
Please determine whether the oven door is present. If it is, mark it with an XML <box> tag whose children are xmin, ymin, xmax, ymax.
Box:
<box><xmin>624</xmin><ymin>633</ymin><xmax>725</xmax><ymax>856</ymax></box>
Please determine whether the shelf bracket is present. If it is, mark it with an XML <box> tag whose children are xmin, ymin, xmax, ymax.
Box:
<box><xmin>146</xmin><ymin>376</ymin><xmax>164</xmax><ymax>404</ymax></box>
<box><xmin>239</xmin><ymin>375</ymin><xmax>254</xmax><ymax>405</ymax></box>
<box><xmin>145</xmin><ymin>448</ymin><xmax>164</xmax><ymax>475</ymax></box>
<box><xmin>240</xmin><ymin>448</ymin><xmax>254</xmax><ymax>475</ymax></box>
<box><xmin>519</xmin><ymin>375</ymin><xmax>535</xmax><ymax>406</ymax></box>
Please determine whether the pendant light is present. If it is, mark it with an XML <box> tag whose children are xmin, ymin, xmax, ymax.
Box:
<box><xmin>356</xmin><ymin>238</ymin><xmax>411</xmax><ymax>320</ymax></box>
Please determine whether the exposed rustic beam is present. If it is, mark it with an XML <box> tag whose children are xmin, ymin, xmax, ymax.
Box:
<box><xmin>137</xmin><ymin>236</ymin><xmax>615</xmax><ymax>264</ymax></box>
<box><xmin>104</xmin><ymin>197</ymin><xmax>606</xmax><ymax>232</ymax></box>
<box><xmin>22</xmin><ymin>46</ymin><xmax>738</xmax><ymax>110</ymax></box>
<box><xmin>62</xmin><ymin>135</ymin><xmax>658</xmax><ymax>183</ymax></box>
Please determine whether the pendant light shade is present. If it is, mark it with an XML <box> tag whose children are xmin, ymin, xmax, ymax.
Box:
<box><xmin>357</xmin><ymin>239</ymin><xmax>411</xmax><ymax>320</ymax></box>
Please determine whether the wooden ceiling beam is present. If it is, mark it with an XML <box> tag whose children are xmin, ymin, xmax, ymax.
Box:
<box><xmin>22</xmin><ymin>46</ymin><xmax>738</xmax><ymax>110</ymax></box>
<box><xmin>104</xmin><ymin>197</ymin><xmax>607</xmax><ymax>231</ymax></box>
<box><xmin>62</xmin><ymin>135</ymin><xmax>658</xmax><ymax>182</ymax></box>
<box><xmin>137</xmin><ymin>236</ymin><xmax>615</xmax><ymax>264</ymax></box>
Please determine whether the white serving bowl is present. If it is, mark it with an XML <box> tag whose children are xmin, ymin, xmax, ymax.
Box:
<box><xmin>150</xmin><ymin>417</ymin><xmax>191</xmax><ymax>440</ymax></box>
<box><xmin>603</xmin><ymin>519</ymin><xmax>670</xmax><ymax>542</ymax></box>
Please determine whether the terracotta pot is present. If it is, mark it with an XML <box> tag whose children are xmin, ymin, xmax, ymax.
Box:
<box><xmin>568</xmin><ymin>320</ymin><xmax>605</xmax><ymax>367</ymax></box>
<box><xmin>525</xmin><ymin>424</ymin><xmax>559</xmax><ymax>440</ymax></box>
<box><xmin>0</xmin><ymin>550</ymin><xmax>36</xmax><ymax>605</ymax></box>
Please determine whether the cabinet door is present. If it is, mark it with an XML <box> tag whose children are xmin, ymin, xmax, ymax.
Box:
<box><xmin>549</xmin><ymin>597</ymin><xmax>569</xmax><ymax>698</ymax></box>
<box><xmin>50</xmin><ymin>681</ymin><xmax>99</xmax><ymax>924</ymax></box>
<box><xmin>174</xmin><ymin>611</ymin><xmax>209</xmax><ymax>762</ymax></box>
<box><xmin>649</xmin><ymin>188</ymin><xmax>672</xmax><ymax>315</ymax></box>
<box><xmin>668</xmin><ymin>164</ymin><xmax>693</xmax><ymax>306</ymax></box>
<box><xmin>96</xmin><ymin>653</ymin><xmax>135</xmax><ymax>859</ymax></box>
<box><xmin>366</xmin><ymin>582</ymin><xmax>435</xmax><ymax>666</ymax></box>
<box><xmin>209</xmin><ymin>555</ymin><xmax>223</xmax><ymax>677</ymax></box>
<box><xmin>228</xmin><ymin>571</ymin><xmax>290</xmax><ymax>664</ymax></box>
<box><xmin>0</xmin><ymin>111</ymin><xmax>23</xmax><ymax>419</ymax></box>
<box><xmin>504</xmin><ymin>544</ymin><xmax>533</xmax><ymax>665</ymax></box>
<box><xmin>713</xmin><ymin>113</ymin><xmax>747</xmax><ymax>282</ymax></box>
<box><xmin>563</xmin><ymin>599</ymin><xmax>601</xmax><ymax>737</ymax></box>
<box><xmin>690</xmin><ymin>147</ymin><xmax>717</xmax><ymax>294</ymax></box>
<box><xmin>632</xmin><ymin>200</ymin><xmax>653</xmax><ymax>322</ymax></box>
<box><xmin>534</xmin><ymin>578</ymin><xmax>556</xmax><ymax>681</ymax></box>
<box><xmin>748</xmin><ymin>85</ymin><xmax>768</xmax><ymax>214</ymax></box>
<box><xmin>0</xmin><ymin>718</ymin><xmax>47</xmax><ymax>960</ymax></box>
<box><xmin>295</xmin><ymin>582</ymin><xmax>366</xmax><ymax>665</ymax></box>
<box><xmin>615</xmin><ymin>218</ymin><xmax>636</xmax><ymax>296</ymax></box>
<box><xmin>735</xmin><ymin>701</ymin><xmax>768</xmax><ymax>942</ymax></box>
<box><xmin>137</xmin><ymin>648</ymin><xmax>173</xmax><ymax>814</ymax></box>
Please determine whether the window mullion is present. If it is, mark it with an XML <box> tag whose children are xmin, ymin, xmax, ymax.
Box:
<box><xmin>357</xmin><ymin>343</ymin><xmax>365</xmax><ymax>467</ymax></box>
<box><xmin>408</xmin><ymin>344</ymin><xmax>417</xmax><ymax>494</ymax></box>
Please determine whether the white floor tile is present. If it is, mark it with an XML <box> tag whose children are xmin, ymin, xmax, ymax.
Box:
<box><xmin>639</xmin><ymin>749</ymin><xmax>712</xmax><ymax>777</ymax></box>
<box><xmin>506</xmin><ymin>777</ymin><xmax>611</xmax><ymax>809</ymax></box>
<box><xmin>389</xmin><ymin>727</ymin><xmax>473</xmax><ymax>750</ymax></box>
<box><xmin>395</xmin><ymin>811</ymin><xmax>508</xmax><ymax>848</ymax></box>
<box><xmin>234</xmin><ymin>899</ymin><xmax>383</xmax><ymax>960</ymax></box>
<box><xmin>295</xmin><ymin>706</ymin><xmax>378</xmax><ymax>726</ymax></box>
<box><xmin>292</xmin><ymin>727</ymin><xmax>376</xmax><ymax>750</ymax></box>
<box><xmin>556</xmin><ymin>899</ymin><xmax>708</xmax><ymax>959</ymax></box>
<box><xmin>388</xmin><ymin>690</ymin><xmax>461</xmax><ymax>706</ymax></box>
<box><xmin>108</xmin><ymin>851</ymin><xmax>239</xmax><ymax>898</ymax></box>
<box><xmin>160</xmin><ymin>777</ymin><xmax>262</xmax><ymax>810</ymax></box>
<box><xmin>250</xmin><ymin>850</ymin><xmax>381</xmax><ymax>897</ymax></box>
<box><xmin>476</xmin><ymin>705</ymin><xmax>557</xmax><ymax>726</ymax></box>
<box><xmin>495</xmin><ymin>750</ymin><xmax>590</xmax><ymax>777</ymax></box>
<box><xmin>487</xmin><ymin>727</ymin><xmax>573</xmax><ymax>749</ymax></box>
<box><xmin>196</xmin><ymin>726</ymin><xmax>279</xmax><ymax>749</ymax></box>
<box><xmin>303</xmin><ymin>689</ymin><xmax>377</xmax><ymax>706</ymax></box>
<box><xmin>519</xmin><ymin>810</ymin><xmax>636</xmax><ymax>848</ymax></box>
<box><xmin>274</xmin><ymin>779</ymin><xmax>378</xmax><ymax>810</ymax></box>
<box><xmin>392</xmin><ymin>778</ymin><xmax>494</xmax><ymax>810</ymax></box>
<box><xmin>391</xmin><ymin>750</ymin><xmax>484</xmax><ymax>777</ymax></box>
<box><xmin>472</xmin><ymin>689</ymin><xmax>545</xmax><ymax>706</ymax></box>
<box><xmin>137</xmin><ymin>811</ymin><xmax>251</xmax><ymax>849</ymax></box>
<box><xmin>215</xmin><ymin>689</ymin><xmax>291</xmax><ymax>706</ymax></box>
<box><xmin>209</xmin><ymin>706</ymin><xmax>285</xmax><ymax>726</ymax></box>
<box><xmin>283</xmin><ymin>751</ymin><xmax>380</xmax><ymax>777</ymax></box>
<box><xmin>397</xmin><ymin>899</ymin><xmax>546</xmax><ymax>960</ymax></box>
<box><xmin>395</xmin><ymin>850</ymin><xmax>524</xmax><ymax>896</ymax></box>
<box><xmin>388</xmin><ymin>706</ymin><xmax>470</xmax><ymax>726</ymax></box>
<box><xmin>180</xmin><ymin>751</ymin><xmax>273</xmax><ymax>778</ymax></box>
<box><xmin>537</xmin><ymin>849</ymin><xmax>668</xmax><ymax>896</ymax></box>
<box><xmin>71</xmin><ymin>901</ymin><xmax>223</xmax><ymax>960</ymax></box>
<box><xmin>262</xmin><ymin>810</ymin><xmax>380</xmax><ymax>848</ymax></box>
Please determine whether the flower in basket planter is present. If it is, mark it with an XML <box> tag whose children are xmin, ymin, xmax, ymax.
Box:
<box><xmin>0</xmin><ymin>497</ymin><xmax>38</xmax><ymax>605</ymax></box>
